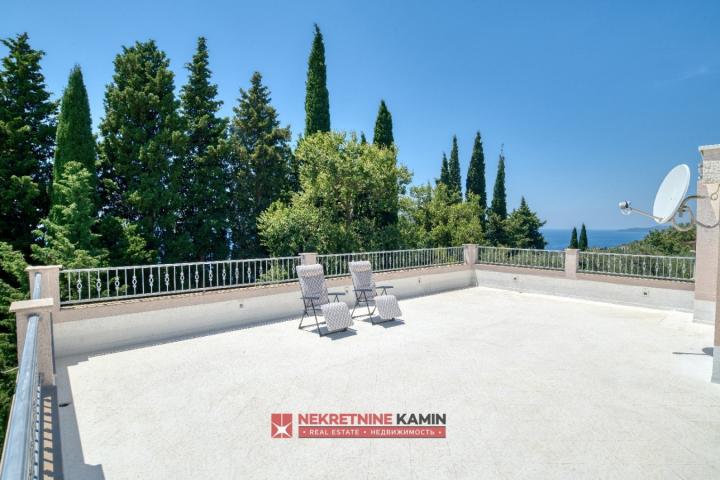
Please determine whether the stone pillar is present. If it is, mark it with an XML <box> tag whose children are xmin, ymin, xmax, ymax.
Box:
<box><xmin>699</xmin><ymin>145</ymin><xmax>720</xmax><ymax>383</ymax></box>
<box><xmin>564</xmin><ymin>249</ymin><xmax>579</xmax><ymax>279</ymax></box>
<box><xmin>9</xmin><ymin>298</ymin><xmax>55</xmax><ymax>386</ymax></box>
<box><xmin>462</xmin><ymin>244</ymin><xmax>478</xmax><ymax>266</ymax></box>
<box><xmin>694</xmin><ymin>180</ymin><xmax>719</xmax><ymax>324</ymax></box>
<box><xmin>299</xmin><ymin>253</ymin><xmax>318</xmax><ymax>265</ymax></box>
<box><xmin>26</xmin><ymin>265</ymin><xmax>62</xmax><ymax>314</ymax></box>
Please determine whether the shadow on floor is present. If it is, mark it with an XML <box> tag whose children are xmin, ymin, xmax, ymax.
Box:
<box><xmin>672</xmin><ymin>347</ymin><xmax>714</xmax><ymax>356</ymax></box>
<box><xmin>355</xmin><ymin>316</ymin><xmax>406</xmax><ymax>328</ymax></box>
<box><xmin>55</xmin><ymin>357</ymin><xmax>105</xmax><ymax>480</ymax></box>
<box><xmin>41</xmin><ymin>385</ymin><xmax>63</xmax><ymax>479</ymax></box>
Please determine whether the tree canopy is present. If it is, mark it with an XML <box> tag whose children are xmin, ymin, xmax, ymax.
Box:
<box><xmin>177</xmin><ymin>37</ymin><xmax>229</xmax><ymax>261</ymax></box>
<box><xmin>578</xmin><ymin>223</ymin><xmax>588</xmax><ymax>250</ymax></box>
<box><xmin>0</xmin><ymin>33</ymin><xmax>56</xmax><ymax>254</ymax></box>
<box><xmin>373</xmin><ymin>100</ymin><xmax>393</xmax><ymax>148</ymax></box>
<box><xmin>447</xmin><ymin>135</ymin><xmax>462</xmax><ymax>201</ymax></box>
<box><xmin>505</xmin><ymin>197</ymin><xmax>546</xmax><ymax>249</ymax></box>
<box><xmin>258</xmin><ymin>132</ymin><xmax>409</xmax><ymax>255</ymax></box>
<box><xmin>229</xmin><ymin>72</ymin><xmax>294</xmax><ymax>257</ymax></box>
<box><xmin>466</xmin><ymin>131</ymin><xmax>486</xmax><ymax>212</ymax></box>
<box><xmin>97</xmin><ymin>40</ymin><xmax>183</xmax><ymax>262</ymax></box>
<box><xmin>304</xmin><ymin>24</ymin><xmax>330</xmax><ymax>136</ymax></box>
<box><xmin>490</xmin><ymin>148</ymin><xmax>507</xmax><ymax>219</ymax></box>
<box><xmin>53</xmin><ymin>66</ymin><xmax>95</xmax><ymax>192</ymax></box>
<box><xmin>569</xmin><ymin>227</ymin><xmax>579</xmax><ymax>249</ymax></box>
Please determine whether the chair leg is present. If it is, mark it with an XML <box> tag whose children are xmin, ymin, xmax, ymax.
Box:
<box><xmin>311</xmin><ymin>302</ymin><xmax>323</xmax><ymax>336</ymax></box>
<box><xmin>299</xmin><ymin>309</ymin><xmax>308</xmax><ymax>329</ymax></box>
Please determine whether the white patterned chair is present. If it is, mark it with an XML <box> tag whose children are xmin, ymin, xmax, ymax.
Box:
<box><xmin>296</xmin><ymin>264</ymin><xmax>353</xmax><ymax>336</ymax></box>
<box><xmin>348</xmin><ymin>261</ymin><xmax>402</xmax><ymax>324</ymax></box>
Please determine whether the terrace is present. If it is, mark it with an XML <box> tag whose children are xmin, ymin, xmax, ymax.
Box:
<box><xmin>4</xmin><ymin>239</ymin><xmax>720</xmax><ymax>479</ymax></box>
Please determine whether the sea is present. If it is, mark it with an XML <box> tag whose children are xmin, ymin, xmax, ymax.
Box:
<box><xmin>541</xmin><ymin>228</ymin><xmax>658</xmax><ymax>251</ymax></box>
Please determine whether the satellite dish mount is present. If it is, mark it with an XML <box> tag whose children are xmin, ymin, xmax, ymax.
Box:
<box><xmin>619</xmin><ymin>164</ymin><xmax>720</xmax><ymax>231</ymax></box>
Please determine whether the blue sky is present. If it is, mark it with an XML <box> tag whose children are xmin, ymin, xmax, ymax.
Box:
<box><xmin>3</xmin><ymin>0</ymin><xmax>719</xmax><ymax>228</ymax></box>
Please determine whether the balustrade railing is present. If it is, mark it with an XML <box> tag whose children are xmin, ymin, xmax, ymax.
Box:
<box><xmin>317</xmin><ymin>247</ymin><xmax>465</xmax><ymax>278</ymax></box>
<box><xmin>476</xmin><ymin>246</ymin><xmax>565</xmax><ymax>270</ymax></box>
<box><xmin>578</xmin><ymin>251</ymin><xmax>695</xmax><ymax>282</ymax></box>
<box><xmin>58</xmin><ymin>246</ymin><xmax>697</xmax><ymax>306</ymax></box>
<box><xmin>60</xmin><ymin>257</ymin><xmax>302</xmax><ymax>305</ymax></box>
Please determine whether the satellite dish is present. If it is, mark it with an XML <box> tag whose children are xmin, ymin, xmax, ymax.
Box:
<box><xmin>652</xmin><ymin>164</ymin><xmax>690</xmax><ymax>223</ymax></box>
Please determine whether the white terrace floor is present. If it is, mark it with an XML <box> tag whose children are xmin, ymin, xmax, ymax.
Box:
<box><xmin>56</xmin><ymin>286</ymin><xmax>719</xmax><ymax>480</ymax></box>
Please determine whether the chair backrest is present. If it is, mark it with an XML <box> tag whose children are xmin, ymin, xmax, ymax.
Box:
<box><xmin>296</xmin><ymin>264</ymin><xmax>330</xmax><ymax>306</ymax></box>
<box><xmin>349</xmin><ymin>261</ymin><xmax>376</xmax><ymax>300</ymax></box>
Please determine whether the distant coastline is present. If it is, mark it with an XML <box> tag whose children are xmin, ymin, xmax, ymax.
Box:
<box><xmin>541</xmin><ymin>227</ymin><xmax>656</xmax><ymax>250</ymax></box>
<box><xmin>614</xmin><ymin>225</ymin><xmax>669</xmax><ymax>233</ymax></box>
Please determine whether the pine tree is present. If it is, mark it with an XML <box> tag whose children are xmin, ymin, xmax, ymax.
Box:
<box><xmin>505</xmin><ymin>197</ymin><xmax>546</xmax><ymax>249</ymax></box>
<box><xmin>0</xmin><ymin>33</ymin><xmax>56</xmax><ymax>254</ymax></box>
<box><xmin>53</xmin><ymin>66</ymin><xmax>95</xmax><ymax>193</ymax></box>
<box><xmin>373</xmin><ymin>100</ymin><xmax>394</xmax><ymax>148</ymax></box>
<box><xmin>490</xmin><ymin>147</ymin><xmax>507</xmax><ymax>218</ymax></box>
<box><xmin>439</xmin><ymin>153</ymin><xmax>450</xmax><ymax>186</ymax></box>
<box><xmin>447</xmin><ymin>135</ymin><xmax>462</xmax><ymax>201</ymax></box>
<box><xmin>178</xmin><ymin>37</ymin><xmax>230</xmax><ymax>261</ymax></box>
<box><xmin>32</xmin><ymin>161</ymin><xmax>105</xmax><ymax>267</ymax></box>
<box><xmin>579</xmin><ymin>223</ymin><xmax>588</xmax><ymax>250</ymax></box>
<box><xmin>569</xmin><ymin>227</ymin><xmax>579</xmax><ymax>249</ymax></box>
<box><xmin>229</xmin><ymin>72</ymin><xmax>293</xmax><ymax>257</ymax></box>
<box><xmin>97</xmin><ymin>40</ymin><xmax>183</xmax><ymax>262</ymax></box>
<box><xmin>304</xmin><ymin>24</ymin><xmax>330</xmax><ymax>136</ymax></box>
<box><xmin>466</xmin><ymin>131</ymin><xmax>486</xmax><ymax>211</ymax></box>
<box><xmin>486</xmin><ymin>212</ymin><xmax>508</xmax><ymax>247</ymax></box>
<box><xmin>360</xmin><ymin>132</ymin><xmax>367</xmax><ymax>144</ymax></box>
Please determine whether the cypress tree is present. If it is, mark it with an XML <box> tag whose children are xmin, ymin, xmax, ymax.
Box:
<box><xmin>579</xmin><ymin>223</ymin><xmax>588</xmax><ymax>250</ymax></box>
<box><xmin>0</xmin><ymin>33</ymin><xmax>56</xmax><ymax>254</ymax></box>
<box><xmin>373</xmin><ymin>100</ymin><xmax>394</xmax><ymax>148</ymax></box>
<box><xmin>466</xmin><ymin>131</ymin><xmax>486</xmax><ymax>211</ymax></box>
<box><xmin>53</xmin><ymin>66</ymin><xmax>95</xmax><ymax>192</ymax></box>
<box><xmin>178</xmin><ymin>37</ymin><xmax>230</xmax><ymax>261</ymax></box>
<box><xmin>371</xmin><ymin>100</ymin><xmax>397</xmax><ymax>232</ymax></box>
<box><xmin>569</xmin><ymin>227</ymin><xmax>579</xmax><ymax>249</ymax></box>
<box><xmin>228</xmin><ymin>72</ymin><xmax>293</xmax><ymax>257</ymax></box>
<box><xmin>490</xmin><ymin>147</ymin><xmax>507</xmax><ymax>219</ymax></box>
<box><xmin>448</xmin><ymin>135</ymin><xmax>462</xmax><ymax>201</ymax></box>
<box><xmin>304</xmin><ymin>24</ymin><xmax>330</xmax><ymax>136</ymax></box>
<box><xmin>97</xmin><ymin>40</ymin><xmax>183</xmax><ymax>262</ymax></box>
<box><xmin>439</xmin><ymin>153</ymin><xmax>450</xmax><ymax>186</ymax></box>
<box><xmin>505</xmin><ymin>197</ymin><xmax>546</xmax><ymax>249</ymax></box>
<box><xmin>360</xmin><ymin>132</ymin><xmax>367</xmax><ymax>144</ymax></box>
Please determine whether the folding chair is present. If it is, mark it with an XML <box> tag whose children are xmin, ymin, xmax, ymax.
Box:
<box><xmin>348</xmin><ymin>261</ymin><xmax>402</xmax><ymax>324</ymax></box>
<box><xmin>296</xmin><ymin>264</ymin><xmax>353</xmax><ymax>336</ymax></box>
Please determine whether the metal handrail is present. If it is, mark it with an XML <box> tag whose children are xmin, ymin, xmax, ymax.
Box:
<box><xmin>476</xmin><ymin>246</ymin><xmax>566</xmax><ymax>271</ymax></box>
<box><xmin>577</xmin><ymin>251</ymin><xmax>694</xmax><ymax>261</ymax></box>
<box><xmin>60</xmin><ymin>256</ymin><xmax>302</xmax><ymax>305</ymax></box>
<box><xmin>0</xmin><ymin>273</ymin><xmax>42</xmax><ymax>480</ymax></box>
<box><xmin>317</xmin><ymin>247</ymin><xmax>465</xmax><ymax>278</ymax></box>
<box><xmin>58</xmin><ymin>248</ymin><xmax>468</xmax><ymax>304</ymax></box>
<box><xmin>578</xmin><ymin>251</ymin><xmax>695</xmax><ymax>282</ymax></box>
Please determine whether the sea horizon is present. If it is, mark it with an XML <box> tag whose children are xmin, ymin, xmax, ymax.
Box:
<box><xmin>540</xmin><ymin>227</ymin><xmax>657</xmax><ymax>251</ymax></box>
